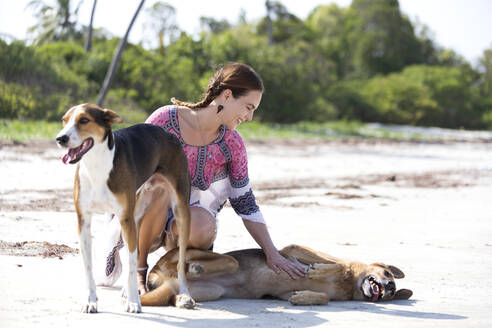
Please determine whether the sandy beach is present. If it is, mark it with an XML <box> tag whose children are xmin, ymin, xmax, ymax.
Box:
<box><xmin>1</xmin><ymin>136</ymin><xmax>491</xmax><ymax>327</ymax></box>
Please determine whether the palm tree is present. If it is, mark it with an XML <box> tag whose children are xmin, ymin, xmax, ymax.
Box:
<box><xmin>26</xmin><ymin>0</ymin><xmax>84</xmax><ymax>45</ymax></box>
<box><xmin>144</xmin><ymin>1</ymin><xmax>179</xmax><ymax>51</ymax></box>
<box><xmin>97</xmin><ymin>0</ymin><xmax>146</xmax><ymax>106</ymax></box>
<box><xmin>84</xmin><ymin>0</ymin><xmax>97</xmax><ymax>52</ymax></box>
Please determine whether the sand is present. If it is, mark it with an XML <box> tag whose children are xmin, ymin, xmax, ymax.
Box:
<box><xmin>1</xmin><ymin>137</ymin><xmax>491</xmax><ymax>327</ymax></box>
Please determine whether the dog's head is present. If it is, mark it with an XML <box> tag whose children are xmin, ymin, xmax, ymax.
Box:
<box><xmin>353</xmin><ymin>262</ymin><xmax>413</xmax><ymax>302</ymax></box>
<box><xmin>55</xmin><ymin>103</ymin><xmax>122</xmax><ymax>164</ymax></box>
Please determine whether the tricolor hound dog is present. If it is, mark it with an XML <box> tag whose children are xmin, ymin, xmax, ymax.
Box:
<box><xmin>56</xmin><ymin>103</ymin><xmax>194</xmax><ymax>313</ymax></box>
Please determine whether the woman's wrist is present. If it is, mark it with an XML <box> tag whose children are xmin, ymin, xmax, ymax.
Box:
<box><xmin>262</xmin><ymin>244</ymin><xmax>279</xmax><ymax>258</ymax></box>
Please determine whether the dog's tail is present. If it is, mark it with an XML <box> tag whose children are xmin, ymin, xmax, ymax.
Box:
<box><xmin>140</xmin><ymin>276</ymin><xmax>179</xmax><ymax>306</ymax></box>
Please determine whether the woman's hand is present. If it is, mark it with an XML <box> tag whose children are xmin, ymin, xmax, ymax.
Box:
<box><xmin>241</xmin><ymin>219</ymin><xmax>306</xmax><ymax>280</ymax></box>
<box><xmin>266</xmin><ymin>250</ymin><xmax>306</xmax><ymax>280</ymax></box>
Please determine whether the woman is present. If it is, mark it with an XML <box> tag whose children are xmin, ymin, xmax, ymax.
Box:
<box><xmin>134</xmin><ymin>63</ymin><xmax>306</xmax><ymax>294</ymax></box>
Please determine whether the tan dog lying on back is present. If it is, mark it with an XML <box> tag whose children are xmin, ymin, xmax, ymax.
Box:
<box><xmin>140</xmin><ymin>244</ymin><xmax>413</xmax><ymax>306</ymax></box>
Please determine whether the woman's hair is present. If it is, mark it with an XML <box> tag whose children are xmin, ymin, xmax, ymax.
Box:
<box><xmin>171</xmin><ymin>62</ymin><xmax>264</xmax><ymax>109</ymax></box>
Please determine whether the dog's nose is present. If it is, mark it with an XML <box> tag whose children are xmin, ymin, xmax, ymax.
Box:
<box><xmin>56</xmin><ymin>135</ymin><xmax>69</xmax><ymax>145</ymax></box>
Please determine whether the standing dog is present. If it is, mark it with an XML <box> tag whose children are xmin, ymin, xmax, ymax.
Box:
<box><xmin>56</xmin><ymin>103</ymin><xmax>194</xmax><ymax>313</ymax></box>
<box><xmin>140</xmin><ymin>244</ymin><xmax>413</xmax><ymax>306</ymax></box>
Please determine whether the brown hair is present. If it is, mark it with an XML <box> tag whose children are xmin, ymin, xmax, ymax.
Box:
<box><xmin>171</xmin><ymin>63</ymin><xmax>264</xmax><ymax>109</ymax></box>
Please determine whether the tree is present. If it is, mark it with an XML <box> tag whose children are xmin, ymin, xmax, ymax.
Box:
<box><xmin>200</xmin><ymin>17</ymin><xmax>232</xmax><ymax>34</ymax></box>
<box><xmin>480</xmin><ymin>48</ymin><xmax>492</xmax><ymax>97</ymax></box>
<box><xmin>84</xmin><ymin>0</ymin><xmax>97</xmax><ymax>52</ymax></box>
<box><xmin>257</xmin><ymin>1</ymin><xmax>310</xmax><ymax>44</ymax></box>
<box><xmin>265</xmin><ymin>0</ymin><xmax>273</xmax><ymax>45</ymax></box>
<box><xmin>97</xmin><ymin>0</ymin><xmax>145</xmax><ymax>106</ymax></box>
<box><xmin>143</xmin><ymin>1</ymin><xmax>179</xmax><ymax>51</ymax></box>
<box><xmin>347</xmin><ymin>0</ymin><xmax>426</xmax><ymax>76</ymax></box>
<box><xmin>306</xmin><ymin>4</ymin><xmax>350</xmax><ymax>78</ymax></box>
<box><xmin>26</xmin><ymin>0</ymin><xmax>84</xmax><ymax>45</ymax></box>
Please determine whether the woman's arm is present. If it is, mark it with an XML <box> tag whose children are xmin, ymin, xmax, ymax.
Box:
<box><xmin>242</xmin><ymin>219</ymin><xmax>306</xmax><ymax>280</ymax></box>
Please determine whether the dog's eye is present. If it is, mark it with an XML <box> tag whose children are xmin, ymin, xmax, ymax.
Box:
<box><xmin>384</xmin><ymin>270</ymin><xmax>392</xmax><ymax>278</ymax></box>
<box><xmin>79</xmin><ymin>118</ymin><xmax>90</xmax><ymax>124</ymax></box>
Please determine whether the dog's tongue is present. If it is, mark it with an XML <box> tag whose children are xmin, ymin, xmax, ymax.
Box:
<box><xmin>371</xmin><ymin>284</ymin><xmax>380</xmax><ymax>302</ymax></box>
<box><xmin>62</xmin><ymin>148</ymin><xmax>77</xmax><ymax>164</ymax></box>
<box><xmin>61</xmin><ymin>139</ymin><xmax>92</xmax><ymax>164</ymax></box>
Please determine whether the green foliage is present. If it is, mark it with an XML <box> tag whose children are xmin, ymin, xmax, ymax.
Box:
<box><xmin>0</xmin><ymin>0</ymin><xmax>491</xmax><ymax>131</ymax></box>
<box><xmin>0</xmin><ymin>119</ymin><xmax>62</xmax><ymax>141</ymax></box>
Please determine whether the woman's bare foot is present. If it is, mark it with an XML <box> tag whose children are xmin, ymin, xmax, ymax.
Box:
<box><xmin>137</xmin><ymin>267</ymin><xmax>148</xmax><ymax>295</ymax></box>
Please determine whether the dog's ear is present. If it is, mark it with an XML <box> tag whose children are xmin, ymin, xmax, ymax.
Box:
<box><xmin>393</xmin><ymin>289</ymin><xmax>413</xmax><ymax>300</ymax></box>
<box><xmin>371</xmin><ymin>263</ymin><xmax>405</xmax><ymax>279</ymax></box>
<box><xmin>388</xmin><ymin>265</ymin><xmax>405</xmax><ymax>279</ymax></box>
<box><xmin>103</xmin><ymin>108</ymin><xmax>123</xmax><ymax>125</ymax></box>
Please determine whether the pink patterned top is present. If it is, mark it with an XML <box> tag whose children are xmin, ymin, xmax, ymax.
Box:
<box><xmin>145</xmin><ymin>105</ymin><xmax>264</xmax><ymax>223</ymax></box>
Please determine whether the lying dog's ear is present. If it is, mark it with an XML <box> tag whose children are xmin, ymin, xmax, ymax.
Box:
<box><xmin>104</xmin><ymin>108</ymin><xmax>123</xmax><ymax>125</ymax></box>
<box><xmin>388</xmin><ymin>265</ymin><xmax>405</xmax><ymax>279</ymax></box>
<box><xmin>393</xmin><ymin>289</ymin><xmax>413</xmax><ymax>300</ymax></box>
<box><xmin>371</xmin><ymin>263</ymin><xmax>405</xmax><ymax>279</ymax></box>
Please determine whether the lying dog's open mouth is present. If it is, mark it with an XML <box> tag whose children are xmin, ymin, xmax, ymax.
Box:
<box><xmin>363</xmin><ymin>276</ymin><xmax>384</xmax><ymax>302</ymax></box>
<box><xmin>62</xmin><ymin>138</ymin><xmax>94</xmax><ymax>164</ymax></box>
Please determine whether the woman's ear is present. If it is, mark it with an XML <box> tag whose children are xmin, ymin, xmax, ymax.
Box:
<box><xmin>223</xmin><ymin>89</ymin><xmax>232</xmax><ymax>101</ymax></box>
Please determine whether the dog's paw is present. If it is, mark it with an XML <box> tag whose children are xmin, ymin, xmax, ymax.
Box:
<box><xmin>306</xmin><ymin>263</ymin><xmax>340</xmax><ymax>279</ymax></box>
<box><xmin>175</xmin><ymin>294</ymin><xmax>196</xmax><ymax>309</ymax></box>
<box><xmin>82</xmin><ymin>301</ymin><xmax>98</xmax><ymax>313</ymax></box>
<box><xmin>124</xmin><ymin>301</ymin><xmax>142</xmax><ymax>313</ymax></box>
<box><xmin>187</xmin><ymin>262</ymin><xmax>204</xmax><ymax>278</ymax></box>
<box><xmin>306</xmin><ymin>264</ymin><xmax>319</xmax><ymax>279</ymax></box>
<box><xmin>288</xmin><ymin>290</ymin><xmax>329</xmax><ymax>306</ymax></box>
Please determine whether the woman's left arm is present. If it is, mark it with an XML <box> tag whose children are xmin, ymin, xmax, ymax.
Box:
<box><xmin>242</xmin><ymin>219</ymin><xmax>306</xmax><ymax>280</ymax></box>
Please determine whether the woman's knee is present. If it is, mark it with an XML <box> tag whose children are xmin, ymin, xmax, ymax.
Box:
<box><xmin>187</xmin><ymin>208</ymin><xmax>216</xmax><ymax>249</ymax></box>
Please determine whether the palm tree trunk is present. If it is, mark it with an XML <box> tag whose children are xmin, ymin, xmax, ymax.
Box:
<box><xmin>84</xmin><ymin>0</ymin><xmax>97</xmax><ymax>52</ymax></box>
<box><xmin>265</xmin><ymin>0</ymin><xmax>273</xmax><ymax>45</ymax></box>
<box><xmin>97</xmin><ymin>0</ymin><xmax>145</xmax><ymax>106</ymax></box>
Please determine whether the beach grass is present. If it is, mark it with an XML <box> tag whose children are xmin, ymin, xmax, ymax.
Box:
<box><xmin>0</xmin><ymin>118</ymin><xmax>461</xmax><ymax>143</ymax></box>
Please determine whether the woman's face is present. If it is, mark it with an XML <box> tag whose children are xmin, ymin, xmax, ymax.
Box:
<box><xmin>220</xmin><ymin>89</ymin><xmax>262</xmax><ymax>130</ymax></box>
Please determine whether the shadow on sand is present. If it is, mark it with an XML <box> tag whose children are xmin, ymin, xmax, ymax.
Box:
<box><xmin>103</xmin><ymin>299</ymin><xmax>466</xmax><ymax>328</ymax></box>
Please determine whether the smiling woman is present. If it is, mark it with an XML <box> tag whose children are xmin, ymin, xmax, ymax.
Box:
<box><xmin>95</xmin><ymin>62</ymin><xmax>307</xmax><ymax>296</ymax></box>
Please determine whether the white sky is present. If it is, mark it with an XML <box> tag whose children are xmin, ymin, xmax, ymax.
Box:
<box><xmin>0</xmin><ymin>0</ymin><xmax>491</xmax><ymax>66</ymax></box>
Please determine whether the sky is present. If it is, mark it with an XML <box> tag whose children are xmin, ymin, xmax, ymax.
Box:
<box><xmin>0</xmin><ymin>0</ymin><xmax>491</xmax><ymax>66</ymax></box>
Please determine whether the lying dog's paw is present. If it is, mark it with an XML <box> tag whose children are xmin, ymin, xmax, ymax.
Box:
<box><xmin>289</xmin><ymin>290</ymin><xmax>329</xmax><ymax>306</ymax></box>
<box><xmin>306</xmin><ymin>263</ymin><xmax>341</xmax><ymax>279</ymax></box>
<box><xmin>175</xmin><ymin>294</ymin><xmax>196</xmax><ymax>309</ymax></box>
<box><xmin>306</xmin><ymin>264</ymin><xmax>321</xmax><ymax>279</ymax></box>
<box><xmin>188</xmin><ymin>263</ymin><xmax>204</xmax><ymax>278</ymax></box>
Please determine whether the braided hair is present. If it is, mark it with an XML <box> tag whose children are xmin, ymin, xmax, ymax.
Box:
<box><xmin>171</xmin><ymin>63</ymin><xmax>264</xmax><ymax>110</ymax></box>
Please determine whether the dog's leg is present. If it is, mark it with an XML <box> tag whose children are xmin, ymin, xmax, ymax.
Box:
<box><xmin>78</xmin><ymin>213</ymin><xmax>98</xmax><ymax>313</ymax></box>
<box><xmin>182</xmin><ymin>282</ymin><xmax>225</xmax><ymax>303</ymax></box>
<box><xmin>75</xmin><ymin>171</ymin><xmax>98</xmax><ymax>313</ymax></box>
<box><xmin>117</xmin><ymin>194</ymin><xmax>142</xmax><ymax>313</ymax></box>
<box><xmin>280</xmin><ymin>245</ymin><xmax>340</xmax><ymax>265</ymax></box>
<box><xmin>306</xmin><ymin>263</ymin><xmax>344</xmax><ymax>280</ymax></box>
<box><xmin>288</xmin><ymin>290</ymin><xmax>330</xmax><ymax>305</ymax></box>
<box><xmin>173</xmin><ymin>192</ymin><xmax>195</xmax><ymax>309</ymax></box>
<box><xmin>185</xmin><ymin>252</ymin><xmax>239</xmax><ymax>279</ymax></box>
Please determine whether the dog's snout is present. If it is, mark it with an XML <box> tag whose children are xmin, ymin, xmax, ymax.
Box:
<box><xmin>386</xmin><ymin>280</ymin><xmax>396</xmax><ymax>291</ymax></box>
<box><xmin>56</xmin><ymin>135</ymin><xmax>69</xmax><ymax>145</ymax></box>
